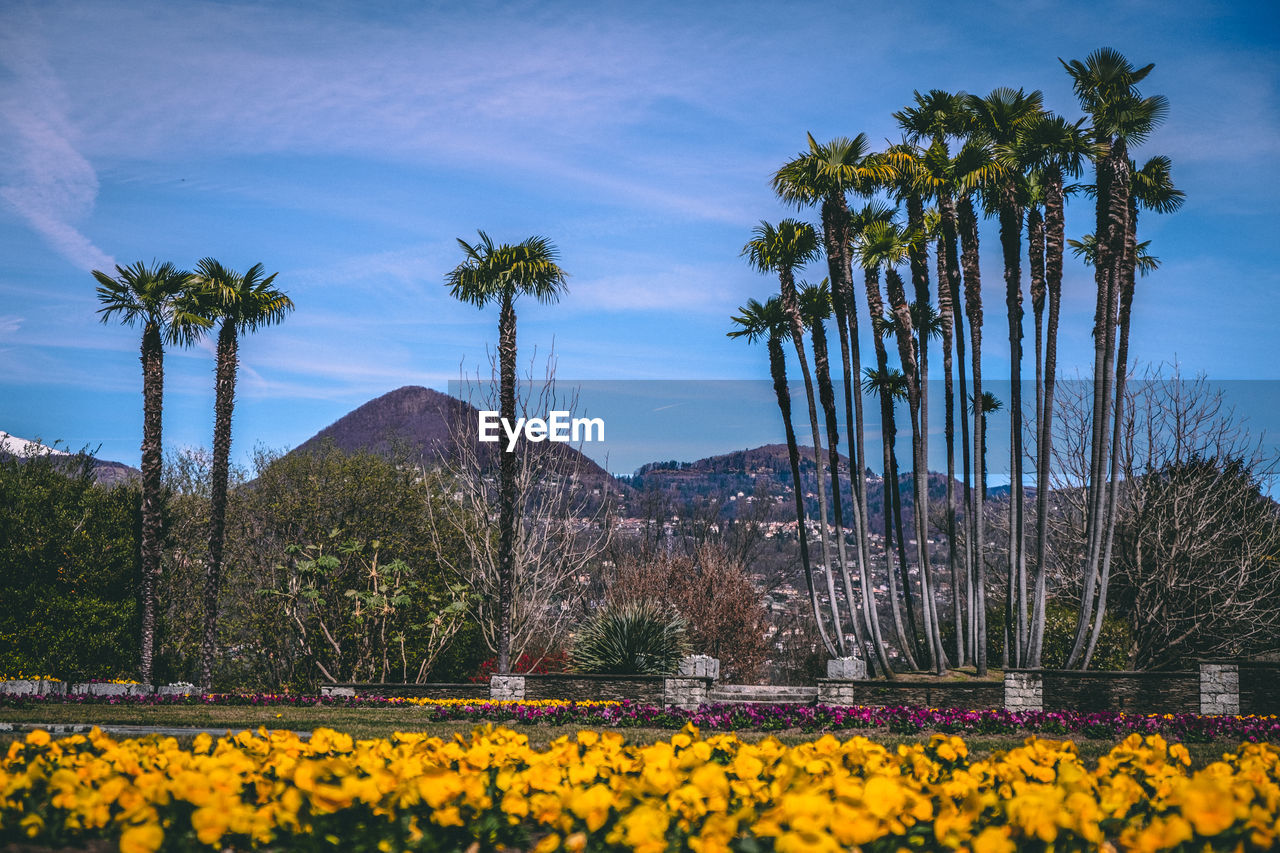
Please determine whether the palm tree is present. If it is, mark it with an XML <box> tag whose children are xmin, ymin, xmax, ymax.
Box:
<box><xmin>447</xmin><ymin>232</ymin><xmax>568</xmax><ymax>675</ymax></box>
<box><xmin>895</xmin><ymin>91</ymin><xmax>981</xmax><ymax>667</ymax></box>
<box><xmin>965</xmin><ymin>86</ymin><xmax>1044</xmax><ymax>667</ymax></box>
<box><xmin>861</xmin><ymin>365</ymin><xmax>916</xmax><ymax>669</ymax></box>
<box><xmin>194</xmin><ymin>259</ymin><xmax>292</xmax><ymax>688</ymax></box>
<box><xmin>773</xmin><ymin>134</ymin><xmax>891</xmax><ymax>673</ymax></box>
<box><xmin>743</xmin><ymin>219</ymin><xmax>847</xmax><ymax>656</ymax></box>
<box><xmin>729</xmin><ymin>297</ymin><xmax>837</xmax><ymax>657</ymax></box>
<box><xmin>94</xmin><ymin>261</ymin><xmax>207</xmax><ymax>684</ymax></box>
<box><xmin>857</xmin><ymin>219</ymin><xmax>929</xmax><ymax>670</ymax></box>
<box><xmin>1071</xmin><ymin>153</ymin><xmax>1179</xmax><ymax>669</ymax></box>
<box><xmin>798</xmin><ymin>280</ymin><xmax>872</xmax><ymax>666</ymax></box>
<box><xmin>1017</xmin><ymin>112</ymin><xmax>1095</xmax><ymax>666</ymax></box>
<box><xmin>1060</xmin><ymin>49</ymin><xmax>1168</xmax><ymax>669</ymax></box>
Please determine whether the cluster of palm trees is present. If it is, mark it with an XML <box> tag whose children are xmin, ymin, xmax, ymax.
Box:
<box><xmin>94</xmin><ymin>259</ymin><xmax>293</xmax><ymax>686</ymax></box>
<box><xmin>729</xmin><ymin>48</ymin><xmax>1182</xmax><ymax>676</ymax></box>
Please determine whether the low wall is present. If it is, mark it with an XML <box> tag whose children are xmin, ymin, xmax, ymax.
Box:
<box><xmin>1236</xmin><ymin>662</ymin><xmax>1280</xmax><ymax>715</ymax></box>
<box><xmin>817</xmin><ymin>680</ymin><xmax>1004</xmax><ymax>709</ymax></box>
<box><xmin>522</xmin><ymin>674</ymin><xmax>667</xmax><ymax>705</ymax></box>
<box><xmin>319</xmin><ymin>683</ymin><xmax>486</xmax><ymax>700</ymax></box>
<box><xmin>1004</xmin><ymin>669</ymin><xmax>1203</xmax><ymax>715</ymax></box>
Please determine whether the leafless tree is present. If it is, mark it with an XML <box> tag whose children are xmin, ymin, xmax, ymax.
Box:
<box><xmin>1045</xmin><ymin>367</ymin><xmax>1280</xmax><ymax>668</ymax></box>
<box><xmin>423</xmin><ymin>353</ymin><xmax>613</xmax><ymax>671</ymax></box>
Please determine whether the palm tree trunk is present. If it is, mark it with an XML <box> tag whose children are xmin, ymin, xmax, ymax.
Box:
<box><xmin>139</xmin><ymin>324</ymin><xmax>164</xmax><ymax>686</ymax></box>
<box><xmin>811</xmin><ymin>314</ymin><xmax>866</xmax><ymax>655</ymax></box>
<box><xmin>1069</xmin><ymin>141</ymin><xmax>1128</xmax><ymax>668</ymax></box>
<box><xmin>866</xmin><ymin>269</ymin><xmax>918</xmax><ymax>669</ymax></box>
<box><xmin>770</xmin><ymin>335</ymin><xmax>837</xmax><ymax>657</ymax></box>
<box><xmin>936</xmin><ymin>237</ymin><xmax>963</xmax><ymax>667</ymax></box>
<box><xmin>958</xmin><ymin>197</ymin><xmax>988</xmax><ymax>675</ymax></box>
<box><xmin>778</xmin><ymin>269</ymin><xmax>845</xmax><ymax>655</ymax></box>
<box><xmin>881</xmin><ymin>395</ymin><xmax>918</xmax><ymax>670</ymax></box>
<box><xmin>998</xmin><ymin>200</ymin><xmax>1028</xmax><ymax>667</ymax></box>
<box><xmin>1030</xmin><ymin>173</ymin><xmax>1062</xmax><ymax>667</ymax></box>
<box><xmin>826</xmin><ymin>197</ymin><xmax>890</xmax><ymax>675</ymax></box>
<box><xmin>940</xmin><ymin>192</ymin><xmax>973</xmax><ymax>666</ymax></box>
<box><xmin>886</xmin><ymin>267</ymin><xmax>946</xmax><ymax>674</ymax></box>
<box><xmin>202</xmin><ymin>319</ymin><xmax>238</xmax><ymax>689</ymax></box>
<box><xmin>497</xmin><ymin>293</ymin><xmax>518</xmax><ymax>674</ymax></box>
<box><xmin>1085</xmin><ymin>193</ymin><xmax>1139</xmax><ymax>668</ymax></box>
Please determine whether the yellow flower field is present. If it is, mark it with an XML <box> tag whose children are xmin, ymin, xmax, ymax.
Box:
<box><xmin>2</xmin><ymin>724</ymin><xmax>1277</xmax><ymax>851</ymax></box>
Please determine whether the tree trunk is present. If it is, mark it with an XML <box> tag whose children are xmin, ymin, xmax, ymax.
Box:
<box><xmin>770</xmin><ymin>336</ymin><xmax>837</xmax><ymax>657</ymax></box>
<box><xmin>998</xmin><ymin>199</ymin><xmax>1027</xmax><ymax>667</ymax></box>
<box><xmin>958</xmin><ymin>197</ymin><xmax>988</xmax><ymax>675</ymax></box>
<box><xmin>497</xmin><ymin>292</ymin><xmax>518</xmax><ymax>674</ymax></box>
<box><xmin>811</xmin><ymin>314</ymin><xmax>866</xmax><ymax>654</ymax></box>
<box><xmin>139</xmin><ymin>324</ymin><xmax>164</xmax><ymax>686</ymax></box>
<box><xmin>1030</xmin><ymin>171</ymin><xmax>1063</xmax><ymax>667</ymax></box>
<box><xmin>1085</xmin><ymin>187</ymin><xmax>1140</xmax><ymax>669</ymax></box>
<box><xmin>936</xmin><ymin>236</ymin><xmax>963</xmax><ymax>668</ymax></box>
<box><xmin>882</xmin><ymin>394</ymin><xmax>918</xmax><ymax>670</ymax></box>
<box><xmin>940</xmin><ymin>191</ymin><xmax>972</xmax><ymax>666</ymax></box>
<box><xmin>826</xmin><ymin>195</ymin><xmax>890</xmax><ymax>675</ymax></box>
<box><xmin>1069</xmin><ymin>140</ymin><xmax>1128</xmax><ymax>668</ymax></box>
<box><xmin>886</xmin><ymin>267</ymin><xmax>946</xmax><ymax>674</ymax></box>
<box><xmin>866</xmin><ymin>268</ymin><xmax>918</xmax><ymax>669</ymax></box>
<box><xmin>202</xmin><ymin>319</ymin><xmax>239</xmax><ymax>689</ymax></box>
<box><xmin>778</xmin><ymin>268</ymin><xmax>845</xmax><ymax>654</ymax></box>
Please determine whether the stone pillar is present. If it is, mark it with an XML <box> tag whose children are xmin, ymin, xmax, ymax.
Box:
<box><xmin>826</xmin><ymin>656</ymin><xmax>867</xmax><ymax>680</ymax></box>
<box><xmin>1003</xmin><ymin>670</ymin><xmax>1043</xmax><ymax>712</ymax></box>
<box><xmin>489</xmin><ymin>675</ymin><xmax>526</xmax><ymax>701</ymax></box>
<box><xmin>679</xmin><ymin>655</ymin><xmax>720</xmax><ymax>681</ymax></box>
<box><xmin>663</xmin><ymin>676</ymin><xmax>708</xmax><ymax>710</ymax></box>
<box><xmin>817</xmin><ymin>681</ymin><xmax>858</xmax><ymax>706</ymax></box>
<box><xmin>319</xmin><ymin>685</ymin><xmax>356</xmax><ymax>698</ymax></box>
<box><xmin>1199</xmin><ymin>662</ymin><xmax>1240</xmax><ymax>715</ymax></box>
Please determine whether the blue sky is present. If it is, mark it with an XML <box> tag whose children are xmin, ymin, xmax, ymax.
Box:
<box><xmin>1</xmin><ymin>0</ymin><xmax>1277</xmax><ymax>477</ymax></box>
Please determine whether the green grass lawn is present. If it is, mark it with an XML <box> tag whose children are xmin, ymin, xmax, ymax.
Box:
<box><xmin>0</xmin><ymin>704</ymin><xmax>1261</xmax><ymax>767</ymax></box>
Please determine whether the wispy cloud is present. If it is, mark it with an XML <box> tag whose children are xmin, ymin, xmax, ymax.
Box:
<box><xmin>0</xmin><ymin>7</ymin><xmax>113</xmax><ymax>271</ymax></box>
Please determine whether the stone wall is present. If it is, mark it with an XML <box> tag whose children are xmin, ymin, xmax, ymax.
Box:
<box><xmin>522</xmin><ymin>674</ymin><xmax>667</xmax><ymax>704</ymax></box>
<box><xmin>1036</xmin><ymin>670</ymin><xmax>1199</xmax><ymax>714</ymax></box>
<box><xmin>1199</xmin><ymin>664</ymin><xmax>1240</xmax><ymax>715</ymax></box>
<box><xmin>1237</xmin><ymin>662</ymin><xmax>1280</xmax><ymax>715</ymax></box>
<box><xmin>815</xmin><ymin>680</ymin><xmax>1004</xmax><ymax>709</ymax></box>
<box><xmin>319</xmin><ymin>683</ymin><xmax>486</xmax><ymax>700</ymax></box>
<box><xmin>1003</xmin><ymin>671</ymin><xmax>1044</xmax><ymax>712</ymax></box>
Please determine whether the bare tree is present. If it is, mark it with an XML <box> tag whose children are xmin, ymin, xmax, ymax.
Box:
<box><xmin>423</xmin><ymin>354</ymin><xmax>613</xmax><ymax>671</ymax></box>
<box><xmin>1046</xmin><ymin>367</ymin><xmax>1280</xmax><ymax>668</ymax></box>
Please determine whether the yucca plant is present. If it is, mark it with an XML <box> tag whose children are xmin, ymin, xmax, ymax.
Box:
<box><xmin>570</xmin><ymin>601</ymin><xmax>690</xmax><ymax>676</ymax></box>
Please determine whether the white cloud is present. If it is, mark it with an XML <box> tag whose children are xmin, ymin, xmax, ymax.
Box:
<box><xmin>0</xmin><ymin>7</ymin><xmax>114</xmax><ymax>271</ymax></box>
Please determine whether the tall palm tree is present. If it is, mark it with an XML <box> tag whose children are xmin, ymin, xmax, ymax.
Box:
<box><xmin>743</xmin><ymin>219</ymin><xmax>847</xmax><ymax>656</ymax></box>
<box><xmin>861</xmin><ymin>365</ymin><xmax>916</xmax><ymax>668</ymax></box>
<box><xmin>1016</xmin><ymin>112</ymin><xmax>1094</xmax><ymax>666</ymax></box>
<box><xmin>194</xmin><ymin>259</ymin><xmax>292</xmax><ymax>688</ymax></box>
<box><xmin>1075</xmin><ymin>156</ymin><xmax>1180</xmax><ymax>670</ymax></box>
<box><xmin>1060</xmin><ymin>49</ymin><xmax>1168</xmax><ymax>669</ymax></box>
<box><xmin>896</xmin><ymin>92</ymin><xmax>985</xmax><ymax>667</ymax></box>
<box><xmin>965</xmin><ymin>86</ymin><xmax>1044</xmax><ymax>667</ymax></box>
<box><xmin>858</xmin><ymin>219</ymin><xmax>939</xmax><ymax>670</ymax></box>
<box><xmin>94</xmin><ymin>261</ymin><xmax>207</xmax><ymax>684</ymax></box>
<box><xmin>773</xmin><ymin>134</ymin><xmax>891</xmax><ymax>673</ymax></box>
<box><xmin>729</xmin><ymin>297</ymin><xmax>837</xmax><ymax>657</ymax></box>
<box><xmin>798</xmin><ymin>280</ymin><xmax>872</xmax><ymax>666</ymax></box>
<box><xmin>447</xmin><ymin>232</ymin><xmax>568</xmax><ymax>675</ymax></box>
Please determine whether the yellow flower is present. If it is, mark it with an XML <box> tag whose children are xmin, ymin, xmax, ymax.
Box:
<box><xmin>119</xmin><ymin>823</ymin><xmax>164</xmax><ymax>853</ymax></box>
<box><xmin>972</xmin><ymin>825</ymin><xmax>1015</xmax><ymax>853</ymax></box>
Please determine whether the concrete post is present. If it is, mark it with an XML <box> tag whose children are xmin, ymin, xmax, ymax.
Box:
<box><xmin>1003</xmin><ymin>670</ymin><xmax>1043</xmax><ymax>712</ymax></box>
<box><xmin>826</xmin><ymin>656</ymin><xmax>867</xmax><ymax>680</ymax></box>
<box><xmin>679</xmin><ymin>655</ymin><xmax>720</xmax><ymax>681</ymax></box>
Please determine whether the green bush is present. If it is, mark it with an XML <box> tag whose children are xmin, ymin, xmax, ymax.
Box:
<box><xmin>0</xmin><ymin>452</ymin><xmax>141</xmax><ymax>680</ymax></box>
<box><xmin>571</xmin><ymin>601</ymin><xmax>690</xmax><ymax>675</ymax></box>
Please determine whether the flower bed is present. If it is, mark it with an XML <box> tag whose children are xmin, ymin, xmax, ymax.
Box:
<box><xmin>2</xmin><ymin>725</ymin><xmax>1277</xmax><ymax>852</ymax></box>
<box><xmin>4</xmin><ymin>693</ymin><xmax>1278</xmax><ymax>742</ymax></box>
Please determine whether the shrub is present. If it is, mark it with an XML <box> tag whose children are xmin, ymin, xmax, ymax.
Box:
<box><xmin>571</xmin><ymin>601</ymin><xmax>690</xmax><ymax>675</ymax></box>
